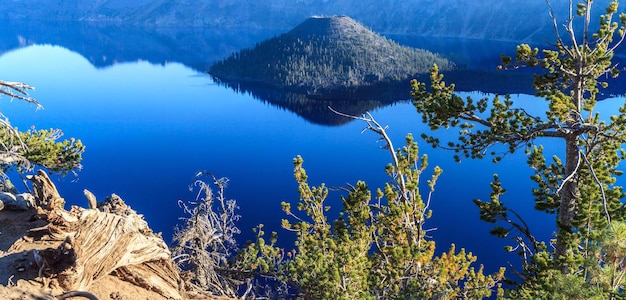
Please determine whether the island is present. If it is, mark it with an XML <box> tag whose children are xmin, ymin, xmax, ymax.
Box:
<box><xmin>209</xmin><ymin>15</ymin><xmax>455</xmax><ymax>99</ymax></box>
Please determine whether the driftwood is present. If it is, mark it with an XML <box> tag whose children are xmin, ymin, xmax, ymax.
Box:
<box><xmin>23</xmin><ymin>170</ymin><xmax>186</xmax><ymax>299</ymax></box>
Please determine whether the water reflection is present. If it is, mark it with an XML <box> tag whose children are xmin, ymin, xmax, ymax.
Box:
<box><xmin>1</xmin><ymin>20</ymin><xmax>282</xmax><ymax>71</ymax></box>
<box><xmin>6</xmin><ymin>19</ymin><xmax>624</xmax><ymax>105</ymax></box>
<box><xmin>215</xmin><ymin>79</ymin><xmax>419</xmax><ymax>126</ymax></box>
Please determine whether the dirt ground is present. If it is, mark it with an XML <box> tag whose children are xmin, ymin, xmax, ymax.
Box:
<box><xmin>0</xmin><ymin>209</ymin><xmax>175</xmax><ymax>300</ymax></box>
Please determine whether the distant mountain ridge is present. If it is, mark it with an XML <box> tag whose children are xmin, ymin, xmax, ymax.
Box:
<box><xmin>209</xmin><ymin>16</ymin><xmax>454</xmax><ymax>98</ymax></box>
<box><xmin>0</xmin><ymin>0</ymin><xmax>618</xmax><ymax>43</ymax></box>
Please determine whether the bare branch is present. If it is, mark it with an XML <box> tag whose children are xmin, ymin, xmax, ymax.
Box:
<box><xmin>556</xmin><ymin>150</ymin><xmax>582</xmax><ymax>195</ymax></box>
<box><xmin>172</xmin><ymin>172</ymin><xmax>242</xmax><ymax>297</ymax></box>
<box><xmin>328</xmin><ymin>106</ymin><xmax>408</xmax><ymax>202</ymax></box>
<box><xmin>566</xmin><ymin>0</ymin><xmax>583</xmax><ymax>58</ymax></box>
<box><xmin>0</xmin><ymin>80</ymin><xmax>42</xmax><ymax>109</ymax></box>
<box><xmin>545</xmin><ymin>0</ymin><xmax>571</xmax><ymax>57</ymax></box>
<box><xmin>580</xmin><ymin>151</ymin><xmax>611</xmax><ymax>225</ymax></box>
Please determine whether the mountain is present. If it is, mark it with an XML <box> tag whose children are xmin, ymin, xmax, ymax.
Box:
<box><xmin>0</xmin><ymin>0</ymin><xmax>618</xmax><ymax>43</ymax></box>
<box><xmin>209</xmin><ymin>16</ymin><xmax>455</xmax><ymax>98</ymax></box>
<box><xmin>0</xmin><ymin>20</ymin><xmax>281</xmax><ymax>72</ymax></box>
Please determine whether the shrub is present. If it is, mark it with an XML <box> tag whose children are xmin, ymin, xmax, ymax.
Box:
<box><xmin>236</xmin><ymin>113</ymin><xmax>504</xmax><ymax>299</ymax></box>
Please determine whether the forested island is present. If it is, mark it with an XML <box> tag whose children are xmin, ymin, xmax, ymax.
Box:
<box><xmin>209</xmin><ymin>16</ymin><xmax>455</xmax><ymax>98</ymax></box>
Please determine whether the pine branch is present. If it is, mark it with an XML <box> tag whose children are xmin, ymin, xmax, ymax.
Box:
<box><xmin>580</xmin><ymin>151</ymin><xmax>612</xmax><ymax>225</ymax></box>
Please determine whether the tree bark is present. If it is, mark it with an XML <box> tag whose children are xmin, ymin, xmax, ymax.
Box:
<box><xmin>555</xmin><ymin>133</ymin><xmax>580</xmax><ymax>271</ymax></box>
<box><xmin>28</xmin><ymin>169</ymin><xmax>65</xmax><ymax>210</ymax></box>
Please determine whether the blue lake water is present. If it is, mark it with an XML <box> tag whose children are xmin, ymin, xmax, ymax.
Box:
<box><xmin>0</xmin><ymin>26</ymin><xmax>624</xmax><ymax>277</ymax></box>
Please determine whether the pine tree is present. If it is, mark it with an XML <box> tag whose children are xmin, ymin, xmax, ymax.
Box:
<box><xmin>411</xmin><ymin>0</ymin><xmax>626</xmax><ymax>296</ymax></box>
<box><xmin>235</xmin><ymin>113</ymin><xmax>504</xmax><ymax>298</ymax></box>
<box><xmin>0</xmin><ymin>80</ymin><xmax>84</xmax><ymax>190</ymax></box>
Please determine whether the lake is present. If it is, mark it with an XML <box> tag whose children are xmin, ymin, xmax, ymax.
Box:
<box><xmin>0</xmin><ymin>22</ymin><xmax>624</xmax><ymax>277</ymax></box>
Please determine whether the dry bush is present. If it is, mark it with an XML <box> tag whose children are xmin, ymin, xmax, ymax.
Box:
<box><xmin>171</xmin><ymin>172</ymin><xmax>243</xmax><ymax>298</ymax></box>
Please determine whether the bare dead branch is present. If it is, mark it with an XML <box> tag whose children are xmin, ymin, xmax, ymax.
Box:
<box><xmin>172</xmin><ymin>172</ymin><xmax>242</xmax><ymax>297</ymax></box>
<box><xmin>556</xmin><ymin>150</ymin><xmax>582</xmax><ymax>196</ymax></box>
<box><xmin>0</xmin><ymin>80</ymin><xmax>42</xmax><ymax>109</ymax></box>
<box><xmin>328</xmin><ymin>106</ymin><xmax>408</xmax><ymax>202</ymax></box>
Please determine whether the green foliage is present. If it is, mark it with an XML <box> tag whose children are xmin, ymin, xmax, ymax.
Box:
<box><xmin>503</xmin><ymin>222</ymin><xmax>626</xmax><ymax>299</ymax></box>
<box><xmin>210</xmin><ymin>17</ymin><xmax>454</xmax><ymax>96</ymax></box>
<box><xmin>237</xmin><ymin>129</ymin><xmax>503</xmax><ymax>299</ymax></box>
<box><xmin>280</xmin><ymin>158</ymin><xmax>373</xmax><ymax>299</ymax></box>
<box><xmin>411</xmin><ymin>64</ymin><xmax>547</xmax><ymax>163</ymax></box>
<box><xmin>18</xmin><ymin>127</ymin><xmax>84</xmax><ymax>175</ymax></box>
<box><xmin>411</xmin><ymin>0</ymin><xmax>626</xmax><ymax>298</ymax></box>
<box><xmin>0</xmin><ymin>80</ymin><xmax>84</xmax><ymax>190</ymax></box>
<box><xmin>506</xmin><ymin>269</ymin><xmax>605</xmax><ymax>300</ymax></box>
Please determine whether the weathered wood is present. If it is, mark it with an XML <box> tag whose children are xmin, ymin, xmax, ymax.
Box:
<box><xmin>112</xmin><ymin>261</ymin><xmax>183</xmax><ymax>297</ymax></box>
<box><xmin>47</xmin><ymin>201</ymin><xmax>184</xmax><ymax>299</ymax></box>
<box><xmin>55</xmin><ymin>291</ymin><xmax>99</xmax><ymax>300</ymax></box>
<box><xmin>23</xmin><ymin>171</ymin><xmax>186</xmax><ymax>299</ymax></box>
<box><xmin>27</xmin><ymin>170</ymin><xmax>65</xmax><ymax>210</ymax></box>
<box><xmin>82</xmin><ymin>189</ymin><xmax>97</xmax><ymax>210</ymax></box>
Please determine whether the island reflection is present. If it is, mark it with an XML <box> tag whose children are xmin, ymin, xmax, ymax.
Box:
<box><xmin>3</xmin><ymin>20</ymin><xmax>624</xmax><ymax>127</ymax></box>
<box><xmin>215</xmin><ymin>79</ymin><xmax>409</xmax><ymax>126</ymax></box>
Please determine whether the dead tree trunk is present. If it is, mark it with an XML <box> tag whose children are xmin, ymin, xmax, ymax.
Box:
<box><xmin>26</xmin><ymin>170</ymin><xmax>186</xmax><ymax>299</ymax></box>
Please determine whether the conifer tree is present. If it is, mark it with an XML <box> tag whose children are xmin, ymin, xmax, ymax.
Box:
<box><xmin>411</xmin><ymin>0</ymin><xmax>626</xmax><ymax>296</ymax></box>
<box><xmin>0</xmin><ymin>80</ymin><xmax>84</xmax><ymax>190</ymax></box>
<box><xmin>236</xmin><ymin>113</ymin><xmax>504</xmax><ymax>299</ymax></box>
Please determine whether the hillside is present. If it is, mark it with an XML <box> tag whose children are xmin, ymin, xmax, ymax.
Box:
<box><xmin>209</xmin><ymin>16</ymin><xmax>454</xmax><ymax>98</ymax></box>
<box><xmin>0</xmin><ymin>0</ymin><xmax>617</xmax><ymax>43</ymax></box>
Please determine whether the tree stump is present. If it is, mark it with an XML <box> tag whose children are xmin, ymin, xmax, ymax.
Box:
<box><xmin>24</xmin><ymin>170</ymin><xmax>185</xmax><ymax>299</ymax></box>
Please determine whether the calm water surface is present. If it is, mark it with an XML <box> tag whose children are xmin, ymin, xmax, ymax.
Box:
<box><xmin>0</xmin><ymin>32</ymin><xmax>623</xmax><ymax>277</ymax></box>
